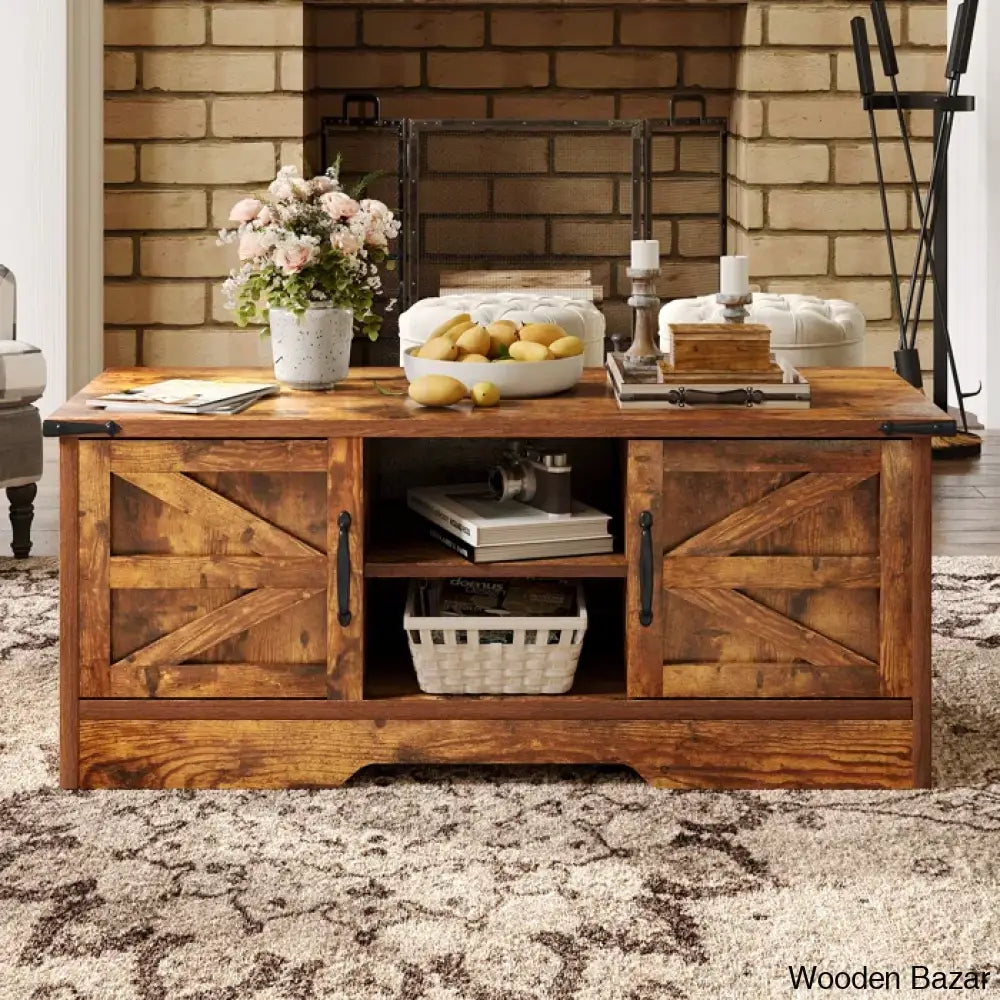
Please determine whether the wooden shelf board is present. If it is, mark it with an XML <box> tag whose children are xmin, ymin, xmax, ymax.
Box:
<box><xmin>365</xmin><ymin>538</ymin><xmax>627</xmax><ymax>578</ymax></box>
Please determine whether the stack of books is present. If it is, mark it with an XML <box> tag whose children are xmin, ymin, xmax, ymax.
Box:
<box><xmin>87</xmin><ymin>379</ymin><xmax>279</xmax><ymax>415</ymax></box>
<box><xmin>407</xmin><ymin>484</ymin><xmax>613</xmax><ymax>563</ymax></box>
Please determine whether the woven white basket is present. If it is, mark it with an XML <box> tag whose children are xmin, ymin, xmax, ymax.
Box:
<box><xmin>404</xmin><ymin>583</ymin><xmax>588</xmax><ymax>695</ymax></box>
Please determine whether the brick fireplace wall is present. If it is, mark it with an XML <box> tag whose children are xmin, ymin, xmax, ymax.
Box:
<box><xmin>103</xmin><ymin>1</ymin><xmax>947</xmax><ymax>372</ymax></box>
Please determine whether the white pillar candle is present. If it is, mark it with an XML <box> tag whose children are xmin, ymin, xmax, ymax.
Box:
<box><xmin>630</xmin><ymin>240</ymin><xmax>660</xmax><ymax>271</ymax></box>
<box><xmin>720</xmin><ymin>255</ymin><xmax>750</xmax><ymax>297</ymax></box>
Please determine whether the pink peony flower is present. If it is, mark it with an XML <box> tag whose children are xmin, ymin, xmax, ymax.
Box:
<box><xmin>257</xmin><ymin>205</ymin><xmax>273</xmax><ymax>225</ymax></box>
<box><xmin>229</xmin><ymin>197</ymin><xmax>262</xmax><ymax>223</ymax></box>
<box><xmin>311</xmin><ymin>175</ymin><xmax>337</xmax><ymax>195</ymax></box>
<box><xmin>273</xmin><ymin>240</ymin><xmax>315</xmax><ymax>274</ymax></box>
<box><xmin>320</xmin><ymin>191</ymin><xmax>360</xmax><ymax>221</ymax></box>
<box><xmin>333</xmin><ymin>230</ymin><xmax>363</xmax><ymax>256</ymax></box>
<box><xmin>238</xmin><ymin>231</ymin><xmax>267</xmax><ymax>261</ymax></box>
<box><xmin>361</xmin><ymin>198</ymin><xmax>391</xmax><ymax>220</ymax></box>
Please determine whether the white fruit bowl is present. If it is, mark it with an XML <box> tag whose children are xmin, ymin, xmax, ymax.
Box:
<box><xmin>403</xmin><ymin>348</ymin><xmax>584</xmax><ymax>399</ymax></box>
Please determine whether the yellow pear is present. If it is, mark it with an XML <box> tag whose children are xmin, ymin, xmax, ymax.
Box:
<box><xmin>460</xmin><ymin>353</ymin><xmax>491</xmax><ymax>364</ymax></box>
<box><xmin>471</xmin><ymin>382</ymin><xmax>500</xmax><ymax>408</ymax></box>
<box><xmin>427</xmin><ymin>313</ymin><xmax>471</xmax><ymax>340</ymax></box>
<box><xmin>486</xmin><ymin>322</ymin><xmax>519</xmax><ymax>358</ymax></box>
<box><xmin>455</xmin><ymin>325</ymin><xmax>492</xmax><ymax>357</ymax></box>
<box><xmin>518</xmin><ymin>323</ymin><xmax>566</xmax><ymax>348</ymax></box>
<box><xmin>418</xmin><ymin>338</ymin><xmax>459</xmax><ymax>361</ymax></box>
<box><xmin>408</xmin><ymin>375</ymin><xmax>468</xmax><ymax>407</ymax></box>
<box><xmin>549</xmin><ymin>335</ymin><xmax>584</xmax><ymax>359</ymax></box>
<box><xmin>508</xmin><ymin>340</ymin><xmax>550</xmax><ymax>363</ymax></box>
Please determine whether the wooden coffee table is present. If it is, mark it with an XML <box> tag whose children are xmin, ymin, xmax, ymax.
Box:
<box><xmin>48</xmin><ymin>366</ymin><xmax>953</xmax><ymax>790</ymax></box>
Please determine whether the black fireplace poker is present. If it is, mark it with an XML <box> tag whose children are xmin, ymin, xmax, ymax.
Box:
<box><xmin>852</xmin><ymin>2</ymin><xmax>980</xmax><ymax>432</ymax></box>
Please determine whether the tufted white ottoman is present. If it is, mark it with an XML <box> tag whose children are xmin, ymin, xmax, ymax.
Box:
<box><xmin>399</xmin><ymin>294</ymin><xmax>607</xmax><ymax>367</ymax></box>
<box><xmin>659</xmin><ymin>293</ymin><xmax>866</xmax><ymax>369</ymax></box>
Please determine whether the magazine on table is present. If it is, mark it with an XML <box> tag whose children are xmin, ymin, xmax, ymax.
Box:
<box><xmin>86</xmin><ymin>379</ymin><xmax>279</xmax><ymax>415</ymax></box>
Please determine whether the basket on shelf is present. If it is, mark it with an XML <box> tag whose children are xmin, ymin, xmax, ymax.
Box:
<box><xmin>403</xmin><ymin>582</ymin><xmax>587</xmax><ymax>695</ymax></box>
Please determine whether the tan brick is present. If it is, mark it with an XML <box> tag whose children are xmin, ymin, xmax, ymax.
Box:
<box><xmin>738</xmin><ymin>50</ymin><xmax>831</xmax><ymax>92</ymax></box>
<box><xmin>211</xmin><ymin>4</ymin><xmax>303</xmax><ymax>46</ymax></box>
<box><xmin>105</xmin><ymin>191</ymin><xmax>207</xmax><ymax>231</ymax></box>
<box><xmin>684</xmin><ymin>52</ymin><xmax>735</xmax><ymax>90</ymax></box>
<box><xmin>425</xmin><ymin>135</ymin><xmax>548</xmax><ymax>174</ymax></box>
<box><xmin>741</xmin><ymin>143</ymin><xmax>829</xmax><ymax>184</ymax></box>
<box><xmin>364</xmin><ymin>10</ymin><xmax>483</xmax><ymax>47</ymax></box>
<box><xmin>900</xmin><ymin>279</ymin><xmax>935</xmax><ymax>323</ymax></box>
<box><xmin>727</xmin><ymin>181</ymin><xmax>764</xmax><ymax>230</ymax></box>
<box><xmin>104</xmin><ymin>52</ymin><xmax>136</xmax><ymax>91</ymax></box>
<box><xmin>835</xmin><ymin>234</ymin><xmax>920</xmax><ymax>276</ymax></box>
<box><xmin>836</xmin><ymin>49</ymin><xmax>946</xmax><ymax>92</ymax></box>
<box><xmin>553</xmin><ymin>135</ymin><xmax>634</xmax><ymax>174</ymax></box>
<box><xmin>834</xmin><ymin>141</ymin><xmax>933</xmax><ymax>185</ymax></box>
<box><xmin>865</xmin><ymin>325</ymin><xmax>933</xmax><ymax>367</ymax></box>
<box><xmin>279</xmin><ymin>143</ymin><xmax>304</xmax><ymax>175</ymax></box>
<box><xmin>140</xmin><ymin>143</ymin><xmax>275</xmax><ymax>184</ymax></box>
<box><xmin>429</xmin><ymin>52</ymin><xmax>548</xmax><ymax>89</ymax></box>
<box><xmin>105</xmin><ymin>5</ymin><xmax>205</xmax><ymax>46</ymax></box>
<box><xmin>492</xmin><ymin>10</ymin><xmax>612</xmax><ymax>47</ymax></box>
<box><xmin>105</xmin><ymin>281</ymin><xmax>206</xmax><ymax>325</ymax></box>
<box><xmin>650</xmin><ymin>136</ymin><xmax>678</xmax><ymax>172</ymax></box>
<box><xmin>104</xmin><ymin>98</ymin><xmax>206</xmax><ymax>140</ymax></box>
<box><xmin>374</xmin><ymin>93</ymin><xmax>488</xmax><ymax>120</ymax></box>
<box><xmin>556</xmin><ymin>52</ymin><xmax>678</xmax><ymax>90</ymax></box>
<box><xmin>104</xmin><ymin>238</ymin><xmax>134</xmax><ymax>277</ymax></box>
<box><xmin>144</xmin><ymin>51</ymin><xmax>275</xmax><ymax>94</ymax></box>
<box><xmin>143</xmin><ymin>328</ymin><xmax>272</xmax><ymax>367</ymax></box>
<box><xmin>424</xmin><ymin>219</ymin><xmax>545</xmax><ymax>257</ymax></box>
<box><xmin>275</xmin><ymin>51</ymin><xmax>301</xmax><ymax>92</ymax></box>
<box><xmin>316</xmin><ymin>51</ymin><xmax>421</xmax><ymax>90</ymax></box>
<box><xmin>741</xmin><ymin>233</ymin><xmax>829</xmax><ymax>276</ymax></box>
<box><xmin>104</xmin><ymin>144</ymin><xmax>136</xmax><ymax>184</ymax></box>
<box><xmin>620</xmin><ymin>93</ymin><xmax>731</xmax><ymax>123</ymax></box>
<box><xmin>739</xmin><ymin>6</ymin><xmax>763</xmax><ymax>47</ymax></box>
<box><xmin>769</xmin><ymin>189</ymin><xmax>908</xmax><ymax>231</ymax></box>
<box><xmin>418</xmin><ymin>179</ymin><xmax>489</xmax><ymax>215</ymax></box>
<box><xmin>104</xmin><ymin>329</ymin><xmax>138</xmax><ymax>368</ymax></box>
<box><xmin>620</xmin><ymin>8</ymin><xmax>737</xmax><ymax>48</ymax></box>
<box><xmin>659</xmin><ymin>261</ymin><xmax>721</xmax><ymax>300</ymax></box>
<box><xmin>679</xmin><ymin>135</ymin><xmax>723</xmax><ymax>174</ymax></box>
<box><xmin>678</xmin><ymin>219</ymin><xmax>723</xmax><ymax>258</ymax></box>
<box><xmin>140</xmin><ymin>235</ymin><xmax>233</xmax><ymax>278</ymax></box>
<box><xmin>552</xmin><ymin>221</ymin><xmax>633</xmax><ymax>257</ymax></box>
<box><xmin>311</xmin><ymin>9</ymin><xmax>358</xmax><ymax>47</ymax></box>
<box><xmin>732</xmin><ymin>97</ymin><xmax>765</xmax><ymax>138</ymax></box>
<box><xmin>651</xmin><ymin>178</ymin><xmax>720</xmax><ymax>215</ymax></box>
<box><xmin>212</xmin><ymin>96</ymin><xmax>303</xmax><ymax>138</ymax></box>
<box><xmin>494</xmin><ymin>178</ymin><xmax>615</xmax><ymax>216</ymax></box>
<box><xmin>768</xmin><ymin>4</ymin><xmax>901</xmax><ymax>47</ymax></box>
<box><xmin>492</xmin><ymin>94</ymin><xmax>616</xmax><ymax>120</ymax></box>
<box><xmin>767</xmin><ymin>96</ymin><xmax>869</xmax><ymax>138</ymax></box>
<box><xmin>909</xmin><ymin>6</ymin><xmax>947</xmax><ymax>46</ymax></box>
<box><xmin>766</xmin><ymin>279</ymin><xmax>893</xmax><ymax>322</ymax></box>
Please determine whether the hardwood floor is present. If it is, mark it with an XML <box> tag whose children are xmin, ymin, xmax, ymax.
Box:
<box><xmin>1</xmin><ymin>436</ymin><xmax>997</xmax><ymax>559</ymax></box>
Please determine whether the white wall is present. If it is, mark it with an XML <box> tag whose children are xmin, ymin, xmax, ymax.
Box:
<box><xmin>948</xmin><ymin>0</ymin><xmax>999</xmax><ymax>427</ymax></box>
<box><xmin>0</xmin><ymin>1</ymin><xmax>68</xmax><ymax>417</ymax></box>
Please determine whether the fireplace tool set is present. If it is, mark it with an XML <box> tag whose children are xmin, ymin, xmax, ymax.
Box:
<box><xmin>852</xmin><ymin>0</ymin><xmax>981</xmax><ymax>458</ymax></box>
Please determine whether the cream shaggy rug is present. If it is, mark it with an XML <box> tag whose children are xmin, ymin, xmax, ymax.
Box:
<box><xmin>1</xmin><ymin>557</ymin><xmax>1000</xmax><ymax>999</ymax></box>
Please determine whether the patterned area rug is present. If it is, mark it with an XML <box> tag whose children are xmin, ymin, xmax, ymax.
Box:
<box><xmin>1</xmin><ymin>558</ymin><xmax>1000</xmax><ymax>999</ymax></box>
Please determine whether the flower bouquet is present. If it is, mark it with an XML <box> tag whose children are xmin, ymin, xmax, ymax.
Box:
<box><xmin>218</xmin><ymin>160</ymin><xmax>401</xmax><ymax>389</ymax></box>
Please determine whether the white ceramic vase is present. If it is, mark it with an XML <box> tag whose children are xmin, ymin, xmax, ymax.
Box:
<box><xmin>268</xmin><ymin>306</ymin><xmax>353</xmax><ymax>390</ymax></box>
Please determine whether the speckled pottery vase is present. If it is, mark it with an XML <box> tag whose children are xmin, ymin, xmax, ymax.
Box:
<box><xmin>268</xmin><ymin>306</ymin><xmax>353</xmax><ymax>390</ymax></box>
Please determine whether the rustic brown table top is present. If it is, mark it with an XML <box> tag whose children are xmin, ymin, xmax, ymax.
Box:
<box><xmin>48</xmin><ymin>366</ymin><xmax>952</xmax><ymax>439</ymax></box>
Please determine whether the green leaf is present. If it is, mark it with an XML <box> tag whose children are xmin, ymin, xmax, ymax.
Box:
<box><xmin>372</xmin><ymin>380</ymin><xmax>405</xmax><ymax>396</ymax></box>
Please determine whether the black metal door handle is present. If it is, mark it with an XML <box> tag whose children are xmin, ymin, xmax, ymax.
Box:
<box><xmin>639</xmin><ymin>510</ymin><xmax>653</xmax><ymax>627</ymax></box>
<box><xmin>337</xmin><ymin>511</ymin><xmax>352</xmax><ymax>627</ymax></box>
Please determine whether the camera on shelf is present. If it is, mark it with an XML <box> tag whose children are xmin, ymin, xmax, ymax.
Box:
<box><xmin>487</xmin><ymin>443</ymin><xmax>572</xmax><ymax>515</ymax></box>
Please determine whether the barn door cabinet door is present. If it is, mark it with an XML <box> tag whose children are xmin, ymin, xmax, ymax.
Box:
<box><xmin>71</xmin><ymin>438</ymin><xmax>364</xmax><ymax>700</ymax></box>
<box><xmin>625</xmin><ymin>439</ymin><xmax>928</xmax><ymax>701</ymax></box>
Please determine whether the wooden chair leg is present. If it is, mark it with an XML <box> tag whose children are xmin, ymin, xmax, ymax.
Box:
<box><xmin>7</xmin><ymin>483</ymin><xmax>37</xmax><ymax>559</ymax></box>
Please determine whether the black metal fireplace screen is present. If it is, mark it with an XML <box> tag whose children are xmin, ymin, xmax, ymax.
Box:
<box><xmin>322</xmin><ymin>93</ymin><xmax>727</xmax><ymax>358</ymax></box>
